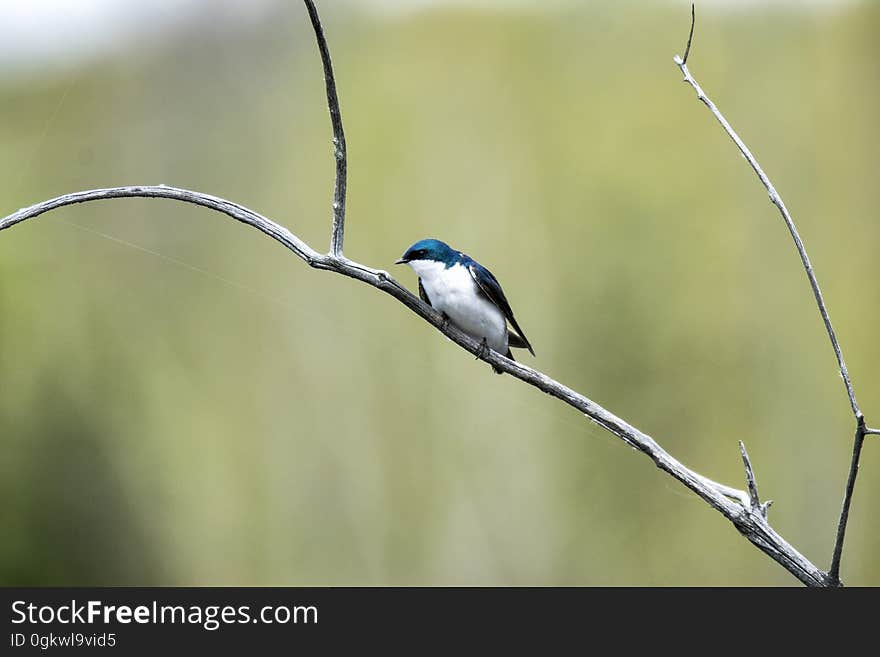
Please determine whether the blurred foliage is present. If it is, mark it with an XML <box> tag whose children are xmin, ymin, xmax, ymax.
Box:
<box><xmin>0</xmin><ymin>1</ymin><xmax>878</xmax><ymax>585</ymax></box>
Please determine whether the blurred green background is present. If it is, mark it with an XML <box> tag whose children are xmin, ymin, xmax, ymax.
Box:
<box><xmin>0</xmin><ymin>0</ymin><xmax>878</xmax><ymax>586</ymax></box>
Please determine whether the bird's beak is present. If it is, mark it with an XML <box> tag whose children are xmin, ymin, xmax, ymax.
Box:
<box><xmin>394</xmin><ymin>258</ymin><xmax>406</xmax><ymax>265</ymax></box>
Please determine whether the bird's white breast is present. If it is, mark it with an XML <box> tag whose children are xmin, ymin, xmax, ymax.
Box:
<box><xmin>408</xmin><ymin>260</ymin><xmax>509</xmax><ymax>353</ymax></box>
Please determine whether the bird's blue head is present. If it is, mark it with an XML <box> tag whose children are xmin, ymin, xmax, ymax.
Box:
<box><xmin>395</xmin><ymin>238</ymin><xmax>459</xmax><ymax>268</ymax></box>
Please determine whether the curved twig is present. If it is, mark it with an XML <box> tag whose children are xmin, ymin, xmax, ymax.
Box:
<box><xmin>673</xmin><ymin>61</ymin><xmax>859</xmax><ymax>422</ymax></box>
<box><xmin>304</xmin><ymin>0</ymin><xmax>347</xmax><ymax>257</ymax></box>
<box><xmin>673</xmin><ymin>7</ymin><xmax>872</xmax><ymax>587</ymax></box>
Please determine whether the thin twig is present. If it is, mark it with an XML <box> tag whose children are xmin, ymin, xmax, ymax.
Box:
<box><xmin>304</xmin><ymin>0</ymin><xmax>347</xmax><ymax>257</ymax></box>
<box><xmin>865</xmin><ymin>427</ymin><xmax>880</xmax><ymax>436</ymax></box>
<box><xmin>673</xmin><ymin>54</ymin><xmax>860</xmax><ymax>423</ymax></box>
<box><xmin>828</xmin><ymin>419</ymin><xmax>867</xmax><ymax>586</ymax></box>
<box><xmin>0</xmin><ymin>2</ymin><xmax>844</xmax><ymax>588</ymax></box>
<box><xmin>682</xmin><ymin>3</ymin><xmax>695</xmax><ymax>66</ymax></box>
<box><xmin>739</xmin><ymin>441</ymin><xmax>760</xmax><ymax>511</ymax></box>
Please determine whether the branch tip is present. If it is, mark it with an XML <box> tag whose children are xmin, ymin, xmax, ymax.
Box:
<box><xmin>303</xmin><ymin>0</ymin><xmax>348</xmax><ymax>257</ymax></box>
<box><xmin>738</xmin><ymin>441</ymin><xmax>763</xmax><ymax>515</ymax></box>
<box><xmin>682</xmin><ymin>3</ymin><xmax>696</xmax><ymax>66</ymax></box>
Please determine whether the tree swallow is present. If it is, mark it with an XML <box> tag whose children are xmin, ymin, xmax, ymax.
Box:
<box><xmin>395</xmin><ymin>238</ymin><xmax>534</xmax><ymax>373</ymax></box>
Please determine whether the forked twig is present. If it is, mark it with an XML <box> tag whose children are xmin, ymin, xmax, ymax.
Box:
<box><xmin>673</xmin><ymin>6</ymin><xmax>873</xmax><ymax>587</ymax></box>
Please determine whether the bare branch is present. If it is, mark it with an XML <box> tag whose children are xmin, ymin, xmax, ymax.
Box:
<box><xmin>304</xmin><ymin>0</ymin><xmax>347</xmax><ymax>257</ymax></box>
<box><xmin>0</xmin><ymin>185</ymin><xmax>829</xmax><ymax>586</ymax></box>
<box><xmin>828</xmin><ymin>420</ymin><xmax>867</xmax><ymax>585</ymax></box>
<box><xmin>865</xmin><ymin>427</ymin><xmax>880</xmax><ymax>436</ymax></box>
<box><xmin>673</xmin><ymin>7</ymin><xmax>872</xmax><ymax>587</ymax></box>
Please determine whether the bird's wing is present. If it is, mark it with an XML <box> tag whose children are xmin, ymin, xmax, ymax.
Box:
<box><xmin>418</xmin><ymin>279</ymin><xmax>432</xmax><ymax>306</ymax></box>
<box><xmin>467</xmin><ymin>262</ymin><xmax>535</xmax><ymax>356</ymax></box>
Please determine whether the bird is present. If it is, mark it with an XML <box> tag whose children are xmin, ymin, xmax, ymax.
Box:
<box><xmin>395</xmin><ymin>238</ymin><xmax>534</xmax><ymax>374</ymax></box>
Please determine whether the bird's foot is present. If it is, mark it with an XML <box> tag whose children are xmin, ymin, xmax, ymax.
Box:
<box><xmin>475</xmin><ymin>337</ymin><xmax>490</xmax><ymax>361</ymax></box>
<box><xmin>440</xmin><ymin>312</ymin><xmax>451</xmax><ymax>332</ymax></box>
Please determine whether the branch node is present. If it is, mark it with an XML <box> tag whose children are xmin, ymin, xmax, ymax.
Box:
<box><xmin>326</xmin><ymin>252</ymin><xmax>345</xmax><ymax>265</ymax></box>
